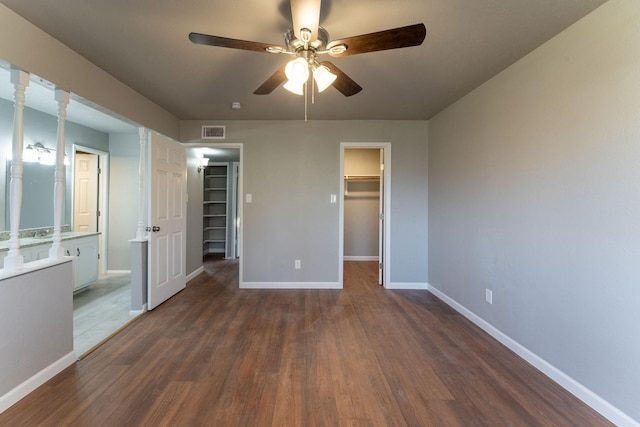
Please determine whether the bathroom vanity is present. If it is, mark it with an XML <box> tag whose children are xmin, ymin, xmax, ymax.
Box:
<box><xmin>0</xmin><ymin>230</ymin><xmax>99</xmax><ymax>291</ymax></box>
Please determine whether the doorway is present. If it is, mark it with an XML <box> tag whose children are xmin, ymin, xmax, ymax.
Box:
<box><xmin>339</xmin><ymin>143</ymin><xmax>391</xmax><ymax>287</ymax></box>
<box><xmin>190</xmin><ymin>144</ymin><xmax>243</xmax><ymax>284</ymax></box>
<box><xmin>73</xmin><ymin>145</ymin><xmax>108</xmax><ymax>274</ymax></box>
<box><xmin>72</xmin><ymin>144</ymin><xmax>138</xmax><ymax>356</ymax></box>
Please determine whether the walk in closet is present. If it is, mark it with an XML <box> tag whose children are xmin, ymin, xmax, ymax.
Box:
<box><xmin>202</xmin><ymin>161</ymin><xmax>239</xmax><ymax>259</ymax></box>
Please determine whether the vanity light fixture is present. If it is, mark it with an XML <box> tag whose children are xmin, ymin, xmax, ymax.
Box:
<box><xmin>23</xmin><ymin>142</ymin><xmax>67</xmax><ymax>166</ymax></box>
<box><xmin>197</xmin><ymin>156</ymin><xmax>210</xmax><ymax>173</ymax></box>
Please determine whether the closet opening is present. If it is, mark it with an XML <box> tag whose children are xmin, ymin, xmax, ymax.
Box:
<box><xmin>340</xmin><ymin>143</ymin><xmax>391</xmax><ymax>288</ymax></box>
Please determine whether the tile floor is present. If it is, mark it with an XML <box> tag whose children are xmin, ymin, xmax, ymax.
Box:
<box><xmin>73</xmin><ymin>273</ymin><xmax>140</xmax><ymax>356</ymax></box>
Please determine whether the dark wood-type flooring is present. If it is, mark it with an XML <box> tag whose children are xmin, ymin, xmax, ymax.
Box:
<box><xmin>0</xmin><ymin>258</ymin><xmax>613</xmax><ymax>426</ymax></box>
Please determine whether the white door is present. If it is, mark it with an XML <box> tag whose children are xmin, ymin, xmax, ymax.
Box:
<box><xmin>74</xmin><ymin>153</ymin><xmax>98</xmax><ymax>232</ymax></box>
<box><xmin>148</xmin><ymin>132</ymin><xmax>187</xmax><ymax>310</ymax></box>
<box><xmin>378</xmin><ymin>149</ymin><xmax>385</xmax><ymax>285</ymax></box>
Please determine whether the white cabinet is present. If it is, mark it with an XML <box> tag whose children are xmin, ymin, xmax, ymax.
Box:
<box><xmin>62</xmin><ymin>235</ymin><xmax>99</xmax><ymax>291</ymax></box>
<box><xmin>0</xmin><ymin>234</ymin><xmax>98</xmax><ymax>291</ymax></box>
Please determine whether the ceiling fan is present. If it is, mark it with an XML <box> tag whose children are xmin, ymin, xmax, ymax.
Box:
<box><xmin>188</xmin><ymin>0</ymin><xmax>426</xmax><ymax>98</ymax></box>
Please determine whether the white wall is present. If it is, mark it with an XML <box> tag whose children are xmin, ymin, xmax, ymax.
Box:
<box><xmin>181</xmin><ymin>120</ymin><xmax>428</xmax><ymax>287</ymax></box>
<box><xmin>428</xmin><ymin>0</ymin><xmax>640</xmax><ymax>423</ymax></box>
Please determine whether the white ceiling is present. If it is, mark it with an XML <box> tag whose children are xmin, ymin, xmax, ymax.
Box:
<box><xmin>0</xmin><ymin>0</ymin><xmax>608</xmax><ymax>128</ymax></box>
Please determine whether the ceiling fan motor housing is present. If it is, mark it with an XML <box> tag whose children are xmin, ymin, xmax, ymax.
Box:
<box><xmin>285</xmin><ymin>26</ymin><xmax>329</xmax><ymax>53</ymax></box>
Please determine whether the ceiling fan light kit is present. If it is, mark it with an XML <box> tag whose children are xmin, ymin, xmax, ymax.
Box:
<box><xmin>188</xmin><ymin>0</ymin><xmax>426</xmax><ymax>118</ymax></box>
<box><xmin>312</xmin><ymin>64</ymin><xmax>337</xmax><ymax>92</ymax></box>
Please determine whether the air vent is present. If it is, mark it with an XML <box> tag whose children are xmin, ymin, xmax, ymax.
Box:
<box><xmin>201</xmin><ymin>125</ymin><xmax>225</xmax><ymax>140</ymax></box>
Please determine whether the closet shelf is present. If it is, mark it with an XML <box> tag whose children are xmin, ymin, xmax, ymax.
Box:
<box><xmin>344</xmin><ymin>174</ymin><xmax>380</xmax><ymax>181</ymax></box>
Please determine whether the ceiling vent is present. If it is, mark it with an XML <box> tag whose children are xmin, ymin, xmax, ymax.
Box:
<box><xmin>201</xmin><ymin>125</ymin><xmax>225</xmax><ymax>140</ymax></box>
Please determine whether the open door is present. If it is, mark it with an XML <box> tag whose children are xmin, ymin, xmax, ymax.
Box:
<box><xmin>147</xmin><ymin>132</ymin><xmax>187</xmax><ymax>310</ymax></box>
<box><xmin>378</xmin><ymin>149</ymin><xmax>384</xmax><ymax>285</ymax></box>
<box><xmin>74</xmin><ymin>153</ymin><xmax>99</xmax><ymax>232</ymax></box>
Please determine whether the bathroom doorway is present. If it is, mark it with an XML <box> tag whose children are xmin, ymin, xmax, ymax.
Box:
<box><xmin>72</xmin><ymin>144</ymin><xmax>137</xmax><ymax>357</ymax></box>
<box><xmin>73</xmin><ymin>145</ymin><xmax>108</xmax><ymax>274</ymax></box>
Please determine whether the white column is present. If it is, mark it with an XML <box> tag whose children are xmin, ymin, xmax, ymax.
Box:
<box><xmin>3</xmin><ymin>69</ymin><xmax>30</xmax><ymax>271</ymax></box>
<box><xmin>136</xmin><ymin>127</ymin><xmax>148</xmax><ymax>240</ymax></box>
<box><xmin>50</xmin><ymin>89</ymin><xmax>70</xmax><ymax>259</ymax></box>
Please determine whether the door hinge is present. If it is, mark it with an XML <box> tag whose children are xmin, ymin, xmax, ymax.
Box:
<box><xmin>98</xmin><ymin>167</ymin><xmax>102</xmax><ymax>174</ymax></box>
<box><xmin>379</xmin><ymin>262</ymin><xmax>383</xmax><ymax>270</ymax></box>
<box><xmin>97</xmin><ymin>210</ymin><xmax>101</xmax><ymax>217</ymax></box>
<box><xmin>379</xmin><ymin>213</ymin><xmax>384</xmax><ymax>220</ymax></box>
<box><xmin>98</xmin><ymin>253</ymin><xmax>101</xmax><ymax>259</ymax></box>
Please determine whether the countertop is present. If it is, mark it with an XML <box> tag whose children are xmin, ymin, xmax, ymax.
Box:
<box><xmin>0</xmin><ymin>232</ymin><xmax>100</xmax><ymax>252</ymax></box>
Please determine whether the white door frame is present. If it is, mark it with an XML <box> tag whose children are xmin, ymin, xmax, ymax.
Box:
<box><xmin>185</xmin><ymin>143</ymin><xmax>243</xmax><ymax>287</ymax></box>
<box><xmin>339</xmin><ymin>142</ymin><xmax>391</xmax><ymax>288</ymax></box>
<box><xmin>72</xmin><ymin>144</ymin><xmax>109</xmax><ymax>275</ymax></box>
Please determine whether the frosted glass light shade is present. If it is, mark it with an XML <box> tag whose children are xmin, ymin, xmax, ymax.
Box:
<box><xmin>285</xmin><ymin>58</ymin><xmax>309</xmax><ymax>84</ymax></box>
<box><xmin>313</xmin><ymin>65</ymin><xmax>337</xmax><ymax>92</ymax></box>
<box><xmin>283</xmin><ymin>80</ymin><xmax>304</xmax><ymax>95</ymax></box>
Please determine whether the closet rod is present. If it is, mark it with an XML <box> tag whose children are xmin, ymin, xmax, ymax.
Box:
<box><xmin>344</xmin><ymin>174</ymin><xmax>380</xmax><ymax>181</ymax></box>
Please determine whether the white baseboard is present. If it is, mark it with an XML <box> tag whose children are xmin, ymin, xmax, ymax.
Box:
<box><xmin>0</xmin><ymin>351</ymin><xmax>76</xmax><ymax>414</ymax></box>
<box><xmin>130</xmin><ymin>303</ymin><xmax>147</xmax><ymax>317</ymax></box>
<box><xmin>427</xmin><ymin>284</ymin><xmax>639</xmax><ymax>427</ymax></box>
<box><xmin>343</xmin><ymin>256</ymin><xmax>379</xmax><ymax>261</ymax></box>
<box><xmin>186</xmin><ymin>266</ymin><xmax>205</xmax><ymax>283</ymax></box>
<box><xmin>105</xmin><ymin>270</ymin><xmax>131</xmax><ymax>275</ymax></box>
<box><xmin>241</xmin><ymin>282</ymin><xmax>341</xmax><ymax>289</ymax></box>
<box><xmin>387</xmin><ymin>282</ymin><xmax>429</xmax><ymax>290</ymax></box>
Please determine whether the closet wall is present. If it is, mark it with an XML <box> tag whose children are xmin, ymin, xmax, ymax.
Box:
<box><xmin>344</xmin><ymin>149</ymin><xmax>380</xmax><ymax>260</ymax></box>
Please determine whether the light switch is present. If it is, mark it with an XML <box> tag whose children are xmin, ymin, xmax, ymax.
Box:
<box><xmin>330</xmin><ymin>194</ymin><xmax>337</xmax><ymax>204</ymax></box>
<box><xmin>246</xmin><ymin>193</ymin><xmax>252</xmax><ymax>203</ymax></box>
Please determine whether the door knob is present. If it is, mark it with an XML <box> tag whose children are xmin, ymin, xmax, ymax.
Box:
<box><xmin>152</xmin><ymin>226</ymin><xmax>160</xmax><ymax>232</ymax></box>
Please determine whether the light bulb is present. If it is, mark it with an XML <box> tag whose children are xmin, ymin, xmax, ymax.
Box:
<box><xmin>285</xmin><ymin>58</ymin><xmax>309</xmax><ymax>84</ymax></box>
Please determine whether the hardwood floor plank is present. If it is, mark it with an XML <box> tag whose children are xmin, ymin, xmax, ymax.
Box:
<box><xmin>0</xmin><ymin>259</ymin><xmax>615</xmax><ymax>426</ymax></box>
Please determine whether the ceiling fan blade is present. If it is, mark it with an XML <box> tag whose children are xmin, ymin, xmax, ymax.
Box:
<box><xmin>290</xmin><ymin>0</ymin><xmax>321</xmax><ymax>41</ymax></box>
<box><xmin>254</xmin><ymin>64</ymin><xmax>288</xmax><ymax>95</ymax></box>
<box><xmin>321</xmin><ymin>61</ymin><xmax>363</xmax><ymax>97</ymax></box>
<box><xmin>327</xmin><ymin>23</ymin><xmax>426</xmax><ymax>57</ymax></box>
<box><xmin>189</xmin><ymin>32</ymin><xmax>276</xmax><ymax>53</ymax></box>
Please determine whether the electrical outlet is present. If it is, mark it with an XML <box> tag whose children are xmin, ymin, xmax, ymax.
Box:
<box><xmin>485</xmin><ymin>289</ymin><xmax>493</xmax><ymax>304</ymax></box>
<box><xmin>295</xmin><ymin>260</ymin><xmax>301</xmax><ymax>269</ymax></box>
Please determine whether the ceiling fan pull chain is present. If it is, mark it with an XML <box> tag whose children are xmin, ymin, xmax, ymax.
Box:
<box><xmin>304</xmin><ymin>80</ymin><xmax>308</xmax><ymax>122</ymax></box>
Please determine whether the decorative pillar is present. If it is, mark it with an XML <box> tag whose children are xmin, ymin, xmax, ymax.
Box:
<box><xmin>130</xmin><ymin>127</ymin><xmax>149</xmax><ymax>312</ymax></box>
<box><xmin>3</xmin><ymin>69</ymin><xmax>30</xmax><ymax>271</ymax></box>
<box><xmin>50</xmin><ymin>89</ymin><xmax>70</xmax><ymax>259</ymax></box>
<box><xmin>136</xmin><ymin>127</ymin><xmax>148</xmax><ymax>240</ymax></box>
